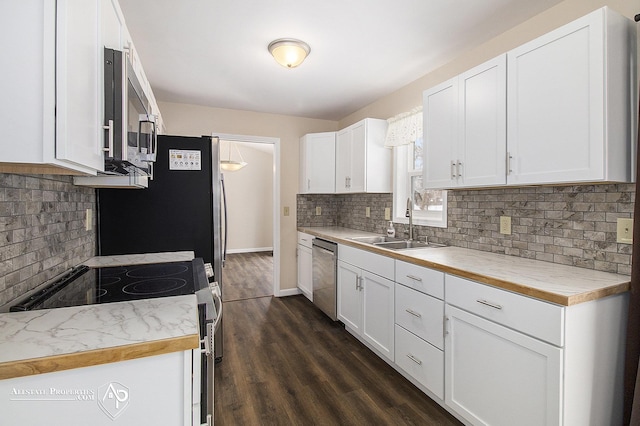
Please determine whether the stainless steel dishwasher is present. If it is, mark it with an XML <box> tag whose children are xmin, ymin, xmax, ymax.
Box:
<box><xmin>312</xmin><ymin>238</ymin><xmax>337</xmax><ymax>320</ymax></box>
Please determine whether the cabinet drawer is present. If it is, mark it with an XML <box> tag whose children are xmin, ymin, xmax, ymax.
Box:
<box><xmin>297</xmin><ymin>232</ymin><xmax>313</xmax><ymax>248</ymax></box>
<box><xmin>446</xmin><ymin>275</ymin><xmax>565</xmax><ymax>346</ymax></box>
<box><xmin>395</xmin><ymin>261</ymin><xmax>444</xmax><ymax>299</ymax></box>
<box><xmin>339</xmin><ymin>244</ymin><xmax>394</xmax><ymax>280</ymax></box>
<box><xmin>395</xmin><ymin>324</ymin><xmax>444</xmax><ymax>399</ymax></box>
<box><xmin>396</xmin><ymin>284</ymin><xmax>444</xmax><ymax>350</ymax></box>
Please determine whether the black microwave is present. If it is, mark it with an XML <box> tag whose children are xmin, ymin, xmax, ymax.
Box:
<box><xmin>103</xmin><ymin>48</ymin><xmax>157</xmax><ymax>176</ymax></box>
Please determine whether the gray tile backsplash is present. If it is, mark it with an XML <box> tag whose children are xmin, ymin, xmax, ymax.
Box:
<box><xmin>298</xmin><ymin>183</ymin><xmax>635</xmax><ymax>276</ymax></box>
<box><xmin>0</xmin><ymin>174</ymin><xmax>96</xmax><ymax>306</ymax></box>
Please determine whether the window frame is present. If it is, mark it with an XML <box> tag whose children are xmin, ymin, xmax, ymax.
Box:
<box><xmin>392</xmin><ymin>139</ymin><xmax>447</xmax><ymax>228</ymax></box>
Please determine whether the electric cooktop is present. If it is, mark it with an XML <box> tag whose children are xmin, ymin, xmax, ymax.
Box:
<box><xmin>10</xmin><ymin>260</ymin><xmax>205</xmax><ymax>312</ymax></box>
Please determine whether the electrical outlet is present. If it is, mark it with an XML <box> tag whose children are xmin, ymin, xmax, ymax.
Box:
<box><xmin>499</xmin><ymin>216</ymin><xmax>511</xmax><ymax>235</ymax></box>
<box><xmin>384</xmin><ymin>208</ymin><xmax>391</xmax><ymax>221</ymax></box>
<box><xmin>283</xmin><ymin>206</ymin><xmax>290</xmax><ymax>216</ymax></box>
<box><xmin>365</xmin><ymin>207</ymin><xmax>371</xmax><ymax>218</ymax></box>
<box><xmin>617</xmin><ymin>218</ymin><xmax>633</xmax><ymax>244</ymax></box>
<box><xmin>315</xmin><ymin>206</ymin><xmax>322</xmax><ymax>216</ymax></box>
<box><xmin>85</xmin><ymin>209</ymin><xmax>92</xmax><ymax>231</ymax></box>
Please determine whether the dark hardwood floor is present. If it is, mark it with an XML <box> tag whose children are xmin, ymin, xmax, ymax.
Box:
<box><xmin>222</xmin><ymin>252</ymin><xmax>273</xmax><ymax>302</ymax></box>
<box><xmin>214</xmin><ymin>294</ymin><xmax>463</xmax><ymax>425</ymax></box>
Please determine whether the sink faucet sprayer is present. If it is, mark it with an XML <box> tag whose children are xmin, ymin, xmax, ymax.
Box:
<box><xmin>405</xmin><ymin>197</ymin><xmax>413</xmax><ymax>241</ymax></box>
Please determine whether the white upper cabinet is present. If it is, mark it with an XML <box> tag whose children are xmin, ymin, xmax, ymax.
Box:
<box><xmin>423</xmin><ymin>78</ymin><xmax>458</xmax><ymax>189</ymax></box>
<box><xmin>506</xmin><ymin>7</ymin><xmax>635</xmax><ymax>185</ymax></box>
<box><xmin>1</xmin><ymin>1</ymin><xmax>106</xmax><ymax>174</ymax></box>
<box><xmin>335</xmin><ymin>118</ymin><xmax>390</xmax><ymax>193</ymax></box>
<box><xmin>299</xmin><ymin>132</ymin><xmax>336</xmax><ymax>193</ymax></box>
<box><xmin>423</xmin><ymin>55</ymin><xmax>507</xmax><ymax>189</ymax></box>
<box><xmin>0</xmin><ymin>0</ymin><xmax>161</xmax><ymax>176</ymax></box>
<box><xmin>55</xmin><ymin>0</ymin><xmax>104</xmax><ymax>172</ymax></box>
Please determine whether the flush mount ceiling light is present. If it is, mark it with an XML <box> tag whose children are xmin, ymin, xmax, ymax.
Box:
<box><xmin>268</xmin><ymin>38</ymin><xmax>310</xmax><ymax>68</ymax></box>
<box><xmin>220</xmin><ymin>142</ymin><xmax>247</xmax><ymax>172</ymax></box>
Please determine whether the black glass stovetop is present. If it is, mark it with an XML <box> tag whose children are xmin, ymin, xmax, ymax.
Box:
<box><xmin>10</xmin><ymin>260</ymin><xmax>200</xmax><ymax>312</ymax></box>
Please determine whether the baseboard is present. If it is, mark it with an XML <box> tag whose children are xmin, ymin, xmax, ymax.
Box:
<box><xmin>277</xmin><ymin>287</ymin><xmax>301</xmax><ymax>297</ymax></box>
<box><xmin>227</xmin><ymin>247</ymin><xmax>273</xmax><ymax>254</ymax></box>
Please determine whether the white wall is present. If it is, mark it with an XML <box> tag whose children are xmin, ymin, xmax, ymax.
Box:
<box><xmin>222</xmin><ymin>141</ymin><xmax>274</xmax><ymax>252</ymax></box>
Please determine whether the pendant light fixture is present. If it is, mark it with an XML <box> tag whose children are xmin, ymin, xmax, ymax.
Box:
<box><xmin>268</xmin><ymin>38</ymin><xmax>310</xmax><ymax>68</ymax></box>
<box><xmin>220</xmin><ymin>142</ymin><xmax>248</xmax><ymax>172</ymax></box>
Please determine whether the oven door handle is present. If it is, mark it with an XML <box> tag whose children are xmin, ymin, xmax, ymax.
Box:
<box><xmin>212</xmin><ymin>291</ymin><xmax>222</xmax><ymax>333</ymax></box>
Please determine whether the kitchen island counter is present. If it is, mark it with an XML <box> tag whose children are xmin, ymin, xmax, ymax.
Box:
<box><xmin>300</xmin><ymin>226</ymin><xmax>630</xmax><ymax>306</ymax></box>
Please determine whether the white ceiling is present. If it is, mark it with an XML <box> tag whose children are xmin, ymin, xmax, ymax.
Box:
<box><xmin>118</xmin><ymin>0</ymin><xmax>563</xmax><ymax>121</ymax></box>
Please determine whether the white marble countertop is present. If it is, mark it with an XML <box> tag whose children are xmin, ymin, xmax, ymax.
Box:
<box><xmin>299</xmin><ymin>226</ymin><xmax>630</xmax><ymax>306</ymax></box>
<box><xmin>0</xmin><ymin>251</ymin><xmax>200</xmax><ymax>380</ymax></box>
<box><xmin>83</xmin><ymin>251</ymin><xmax>195</xmax><ymax>267</ymax></box>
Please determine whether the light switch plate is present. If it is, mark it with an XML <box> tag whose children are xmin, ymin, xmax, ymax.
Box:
<box><xmin>365</xmin><ymin>207</ymin><xmax>371</xmax><ymax>218</ymax></box>
<box><xmin>315</xmin><ymin>206</ymin><xmax>322</xmax><ymax>216</ymax></box>
<box><xmin>283</xmin><ymin>206</ymin><xmax>290</xmax><ymax>216</ymax></box>
<box><xmin>384</xmin><ymin>208</ymin><xmax>391</xmax><ymax>221</ymax></box>
<box><xmin>499</xmin><ymin>216</ymin><xmax>511</xmax><ymax>235</ymax></box>
<box><xmin>617</xmin><ymin>218</ymin><xmax>633</xmax><ymax>244</ymax></box>
<box><xmin>85</xmin><ymin>209</ymin><xmax>92</xmax><ymax>231</ymax></box>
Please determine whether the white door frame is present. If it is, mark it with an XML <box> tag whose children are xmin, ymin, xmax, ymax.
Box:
<box><xmin>212</xmin><ymin>132</ymin><xmax>281</xmax><ymax>297</ymax></box>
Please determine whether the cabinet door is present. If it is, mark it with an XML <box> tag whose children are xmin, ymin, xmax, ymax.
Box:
<box><xmin>423</xmin><ymin>78</ymin><xmax>458</xmax><ymax>189</ymax></box>
<box><xmin>348</xmin><ymin>121</ymin><xmax>366</xmax><ymax>192</ymax></box>
<box><xmin>445</xmin><ymin>305</ymin><xmax>562</xmax><ymax>426</ymax></box>
<box><xmin>335</xmin><ymin>129</ymin><xmax>351</xmax><ymax>193</ymax></box>
<box><xmin>361</xmin><ymin>271</ymin><xmax>394</xmax><ymax>361</ymax></box>
<box><xmin>337</xmin><ymin>261</ymin><xmax>362</xmax><ymax>333</ymax></box>
<box><xmin>506</xmin><ymin>11</ymin><xmax>604</xmax><ymax>185</ymax></box>
<box><xmin>297</xmin><ymin>245</ymin><xmax>313</xmax><ymax>301</ymax></box>
<box><xmin>303</xmin><ymin>132</ymin><xmax>336</xmax><ymax>193</ymax></box>
<box><xmin>458</xmin><ymin>55</ymin><xmax>506</xmax><ymax>187</ymax></box>
<box><xmin>55</xmin><ymin>0</ymin><xmax>104</xmax><ymax>172</ymax></box>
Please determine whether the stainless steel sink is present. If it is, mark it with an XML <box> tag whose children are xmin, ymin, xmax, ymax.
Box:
<box><xmin>350</xmin><ymin>235</ymin><xmax>446</xmax><ymax>250</ymax></box>
<box><xmin>350</xmin><ymin>235</ymin><xmax>403</xmax><ymax>244</ymax></box>
<box><xmin>374</xmin><ymin>240</ymin><xmax>446</xmax><ymax>250</ymax></box>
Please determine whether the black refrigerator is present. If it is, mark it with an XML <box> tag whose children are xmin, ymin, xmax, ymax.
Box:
<box><xmin>97</xmin><ymin>134</ymin><xmax>226</xmax><ymax>360</ymax></box>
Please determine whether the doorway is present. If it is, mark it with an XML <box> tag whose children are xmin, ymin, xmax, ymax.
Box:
<box><xmin>213</xmin><ymin>133</ymin><xmax>280</xmax><ymax>301</ymax></box>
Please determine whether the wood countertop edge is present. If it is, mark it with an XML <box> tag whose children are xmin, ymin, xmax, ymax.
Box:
<box><xmin>301</xmin><ymin>228</ymin><xmax>631</xmax><ymax>307</ymax></box>
<box><xmin>0</xmin><ymin>333</ymin><xmax>200</xmax><ymax>381</ymax></box>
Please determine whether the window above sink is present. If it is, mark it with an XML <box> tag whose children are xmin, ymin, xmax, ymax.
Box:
<box><xmin>393</xmin><ymin>137</ymin><xmax>447</xmax><ymax>228</ymax></box>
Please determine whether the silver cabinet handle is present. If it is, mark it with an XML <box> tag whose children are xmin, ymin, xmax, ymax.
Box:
<box><xmin>405</xmin><ymin>308</ymin><xmax>422</xmax><ymax>318</ymax></box>
<box><xmin>444</xmin><ymin>316</ymin><xmax>449</xmax><ymax>336</ymax></box>
<box><xmin>406</xmin><ymin>274</ymin><xmax>422</xmax><ymax>282</ymax></box>
<box><xmin>358</xmin><ymin>276</ymin><xmax>364</xmax><ymax>291</ymax></box>
<box><xmin>507</xmin><ymin>152</ymin><xmax>513</xmax><ymax>175</ymax></box>
<box><xmin>457</xmin><ymin>160</ymin><xmax>462</xmax><ymax>178</ymax></box>
<box><xmin>102</xmin><ymin>119</ymin><xmax>114</xmax><ymax>156</ymax></box>
<box><xmin>451</xmin><ymin>161</ymin><xmax>456</xmax><ymax>179</ymax></box>
<box><xmin>355</xmin><ymin>275</ymin><xmax>361</xmax><ymax>290</ymax></box>
<box><xmin>476</xmin><ymin>299</ymin><xmax>503</xmax><ymax>310</ymax></box>
<box><xmin>406</xmin><ymin>354</ymin><xmax>422</xmax><ymax>365</ymax></box>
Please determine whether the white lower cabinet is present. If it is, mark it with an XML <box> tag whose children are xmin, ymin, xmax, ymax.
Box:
<box><xmin>337</xmin><ymin>245</ymin><xmax>395</xmax><ymax>362</ymax></box>
<box><xmin>445</xmin><ymin>304</ymin><xmax>562</xmax><ymax>426</ymax></box>
<box><xmin>333</xmin><ymin>245</ymin><xmax>627</xmax><ymax>426</ymax></box>
<box><xmin>296</xmin><ymin>232</ymin><xmax>313</xmax><ymax>301</ymax></box>
<box><xmin>445</xmin><ymin>274</ymin><xmax>628</xmax><ymax>426</ymax></box>
<box><xmin>393</xmin><ymin>263</ymin><xmax>445</xmax><ymax>400</ymax></box>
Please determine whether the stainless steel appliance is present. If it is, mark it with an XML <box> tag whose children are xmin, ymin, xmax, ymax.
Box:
<box><xmin>97</xmin><ymin>135</ymin><xmax>227</xmax><ymax>361</ymax></box>
<box><xmin>312</xmin><ymin>238</ymin><xmax>337</xmax><ymax>320</ymax></box>
<box><xmin>196</xmin><ymin>265</ymin><xmax>222</xmax><ymax>426</ymax></box>
<box><xmin>103</xmin><ymin>47</ymin><xmax>157</xmax><ymax>176</ymax></box>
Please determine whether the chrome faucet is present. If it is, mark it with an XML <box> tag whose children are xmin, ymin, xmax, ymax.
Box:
<box><xmin>405</xmin><ymin>197</ymin><xmax>413</xmax><ymax>241</ymax></box>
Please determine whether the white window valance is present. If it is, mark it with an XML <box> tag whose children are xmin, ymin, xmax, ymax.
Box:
<box><xmin>384</xmin><ymin>105</ymin><xmax>423</xmax><ymax>147</ymax></box>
